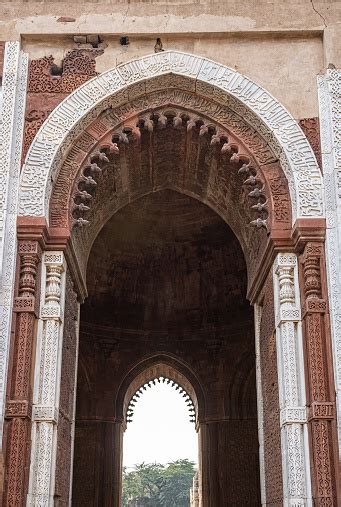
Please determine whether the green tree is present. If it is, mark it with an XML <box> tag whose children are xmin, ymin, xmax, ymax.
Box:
<box><xmin>122</xmin><ymin>460</ymin><xmax>196</xmax><ymax>507</ymax></box>
<box><xmin>159</xmin><ymin>460</ymin><xmax>196</xmax><ymax>507</ymax></box>
<box><xmin>122</xmin><ymin>462</ymin><xmax>163</xmax><ymax>506</ymax></box>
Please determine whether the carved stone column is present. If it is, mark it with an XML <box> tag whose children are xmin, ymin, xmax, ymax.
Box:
<box><xmin>27</xmin><ymin>252</ymin><xmax>66</xmax><ymax>506</ymax></box>
<box><xmin>299</xmin><ymin>242</ymin><xmax>338</xmax><ymax>505</ymax></box>
<box><xmin>273</xmin><ymin>253</ymin><xmax>312</xmax><ymax>506</ymax></box>
<box><xmin>3</xmin><ymin>240</ymin><xmax>41</xmax><ymax>506</ymax></box>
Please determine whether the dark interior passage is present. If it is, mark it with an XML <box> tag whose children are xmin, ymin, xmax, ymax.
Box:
<box><xmin>72</xmin><ymin>190</ymin><xmax>260</xmax><ymax>506</ymax></box>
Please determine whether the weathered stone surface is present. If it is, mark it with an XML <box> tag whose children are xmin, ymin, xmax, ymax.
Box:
<box><xmin>1</xmin><ymin>1</ymin><xmax>340</xmax><ymax>118</ymax></box>
<box><xmin>23</xmin><ymin>48</ymin><xmax>103</xmax><ymax>158</ymax></box>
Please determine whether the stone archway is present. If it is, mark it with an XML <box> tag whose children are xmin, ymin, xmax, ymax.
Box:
<box><xmin>2</xmin><ymin>51</ymin><xmax>339</xmax><ymax>506</ymax></box>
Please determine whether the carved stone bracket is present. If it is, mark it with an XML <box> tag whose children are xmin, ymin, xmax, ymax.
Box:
<box><xmin>280</xmin><ymin>407</ymin><xmax>308</xmax><ymax>426</ymax></box>
<box><xmin>273</xmin><ymin>253</ymin><xmax>312</xmax><ymax>505</ymax></box>
<box><xmin>309</xmin><ymin>402</ymin><xmax>334</xmax><ymax>421</ymax></box>
<box><xmin>32</xmin><ymin>404</ymin><xmax>59</xmax><ymax>424</ymax></box>
<box><xmin>5</xmin><ymin>400</ymin><xmax>32</xmax><ymax>419</ymax></box>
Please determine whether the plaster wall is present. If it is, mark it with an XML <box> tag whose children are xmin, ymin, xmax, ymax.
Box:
<box><xmin>0</xmin><ymin>0</ymin><xmax>340</xmax><ymax>119</ymax></box>
<box><xmin>22</xmin><ymin>33</ymin><xmax>323</xmax><ymax>119</ymax></box>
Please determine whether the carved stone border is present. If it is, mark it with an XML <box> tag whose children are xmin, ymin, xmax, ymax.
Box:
<box><xmin>254</xmin><ymin>304</ymin><xmax>266</xmax><ymax>505</ymax></box>
<box><xmin>318</xmin><ymin>69</ymin><xmax>341</xmax><ymax>454</ymax></box>
<box><xmin>0</xmin><ymin>41</ymin><xmax>28</xmax><ymax>447</ymax></box>
<box><xmin>18</xmin><ymin>51</ymin><xmax>323</xmax><ymax>223</ymax></box>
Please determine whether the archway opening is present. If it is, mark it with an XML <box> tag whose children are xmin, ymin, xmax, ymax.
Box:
<box><xmin>72</xmin><ymin>189</ymin><xmax>260</xmax><ymax>505</ymax></box>
<box><xmin>122</xmin><ymin>374</ymin><xmax>198</xmax><ymax>507</ymax></box>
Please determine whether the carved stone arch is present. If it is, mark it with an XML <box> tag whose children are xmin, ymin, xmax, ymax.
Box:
<box><xmin>44</xmin><ymin>91</ymin><xmax>294</xmax><ymax>299</ymax></box>
<box><xmin>18</xmin><ymin>51</ymin><xmax>323</xmax><ymax>225</ymax></box>
<box><xmin>50</xmin><ymin>95</ymin><xmax>280</xmax><ymax>233</ymax></box>
<box><xmin>115</xmin><ymin>353</ymin><xmax>206</xmax><ymax>425</ymax></box>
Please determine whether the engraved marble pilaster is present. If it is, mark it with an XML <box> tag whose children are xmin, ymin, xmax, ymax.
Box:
<box><xmin>273</xmin><ymin>253</ymin><xmax>312</xmax><ymax>506</ymax></box>
<box><xmin>27</xmin><ymin>252</ymin><xmax>66</xmax><ymax>507</ymax></box>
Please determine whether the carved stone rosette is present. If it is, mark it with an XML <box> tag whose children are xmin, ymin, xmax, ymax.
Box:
<box><xmin>273</xmin><ymin>253</ymin><xmax>312</xmax><ymax>506</ymax></box>
<box><xmin>3</xmin><ymin>240</ymin><xmax>41</xmax><ymax>506</ymax></box>
<box><xmin>299</xmin><ymin>242</ymin><xmax>338</xmax><ymax>504</ymax></box>
<box><xmin>27</xmin><ymin>252</ymin><xmax>66</xmax><ymax>506</ymax></box>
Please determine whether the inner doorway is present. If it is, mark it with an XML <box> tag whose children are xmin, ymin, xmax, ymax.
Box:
<box><xmin>122</xmin><ymin>375</ymin><xmax>198</xmax><ymax>506</ymax></box>
<box><xmin>72</xmin><ymin>189</ymin><xmax>260</xmax><ymax>506</ymax></box>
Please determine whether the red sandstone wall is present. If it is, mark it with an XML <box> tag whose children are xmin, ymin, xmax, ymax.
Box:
<box><xmin>259</xmin><ymin>272</ymin><xmax>283</xmax><ymax>506</ymax></box>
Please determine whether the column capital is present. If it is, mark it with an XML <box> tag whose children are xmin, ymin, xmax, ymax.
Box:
<box><xmin>276</xmin><ymin>307</ymin><xmax>301</xmax><ymax>325</ymax></box>
<box><xmin>14</xmin><ymin>246</ymin><xmax>41</xmax><ymax>314</ymax></box>
<box><xmin>40</xmin><ymin>251</ymin><xmax>65</xmax><ymax>321</ymax></box>
<box><xmin>44</xmin><ymin>251</ymin><xmax>65</xmax><ymax>268</ymax></box>
<box><xmin>274</xmin><ymin>253</ymin><xmax>301</xmax><ymax>326</ymax></box>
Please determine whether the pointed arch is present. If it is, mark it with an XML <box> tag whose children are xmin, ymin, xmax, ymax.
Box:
<box><xmin>115</xmin><ymin>353</ymin><xmax>206</xmax><ymax>425</ymax></box>
<box><xmin>18</xmin><ymin>51</ymin><xmax>323</xmax><ymax>224</ymax></box>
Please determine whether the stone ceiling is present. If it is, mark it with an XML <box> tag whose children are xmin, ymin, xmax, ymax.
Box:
<box><xmin>83</xmin><ymin>189</ymin><xmax>248</xmax><ymax>332</ymax></box>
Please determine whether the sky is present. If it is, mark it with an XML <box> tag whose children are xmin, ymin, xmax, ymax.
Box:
<box><xmin>123</xmin><ymin>382</ymin><xmax>198</xmax><ymax>469</ymax></box>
